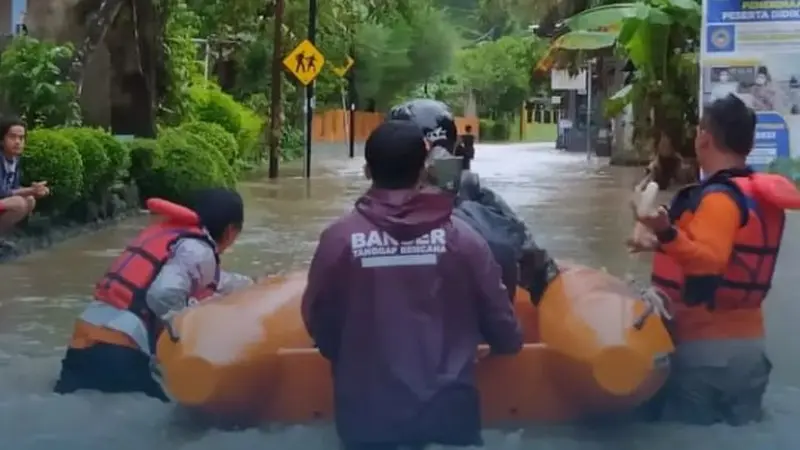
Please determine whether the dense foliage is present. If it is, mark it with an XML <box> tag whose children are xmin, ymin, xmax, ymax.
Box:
<box><xmin>0</xmin><ymin>0</ymin><xmax>561</xmax><ymax>227</ymax></box>
<box><xmin>0</xmin><ymin>38</ymin><xmax>81</xmax><ymax>127</ymax></box>
<box><xmin>545</xmin><ymin>0</ymin><xmax>702</xmax><ymax>183</ymax></box>
<box><xmin>184</xmin><ymin>0</ymin><xmax>550</xmax><ymax>141</ymax></box>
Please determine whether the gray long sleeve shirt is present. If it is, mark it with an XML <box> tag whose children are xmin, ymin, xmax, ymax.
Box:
<box><xmin>145</xmin><ymin>237</ymin><xmax>253</xmax><ymax>319</ymax></box>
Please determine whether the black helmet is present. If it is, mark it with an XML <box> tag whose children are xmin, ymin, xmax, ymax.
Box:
<box><xmin>386</xmin><ymin>99</ymin><xmax>458</xmax><ymax>154</ymax></box>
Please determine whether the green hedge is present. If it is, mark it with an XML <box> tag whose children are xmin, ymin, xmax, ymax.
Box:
<box><xmin>19</xmin><ymin>127</ymin><xmax>135</xmax><ymax>215</ymax></box>
<box><xmin>177</xmin><ymin>121</ymin><xmax>239</xmax><ymax>164</ymax></box>
<box><xmin>21</xmin><ymin>129</ymin><xmax>84</xmax><ymax>213</ymax></box>
<box><xmin>94</xmin><ymin>130</ymin><xmax>131</xmax><ymax>185</ymax></box>
<box><xmin>150</xmin><ymin>128</ymin><xmax>236</xmax><ymax>203</ymax></box>
<box><xmin>13</xmin><ymin>83</ymin><xmax>265</xmax><ymax>220</ymax></box>
<box><xmin>479</xmin><ymin>118</ymin><xmax>511</xmax><ymax>141</ymax></box>
<box><xmin>123</xmin><ymin>125</ymin><xmax>238</xmax><ymax>204</ymax></box>
<box><xmin>187</xmin><ymin>83</ymin><xmax>264</xmax><ymax>162</ymax></box>
<box><xmin>58</xmin><ymin>128</ymin><xmax>109</xmax><ymax>199</ymax></box>
<box><xmin>127</xmin><ymin>137</ymin><xmax>161</xmax><ymax>200</ymax></box>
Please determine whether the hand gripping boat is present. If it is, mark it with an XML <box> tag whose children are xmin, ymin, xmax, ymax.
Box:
<box><xmin>156</xmin><ymin>263</ymin><xmax>674</xmax><ymax>424</ymax></box>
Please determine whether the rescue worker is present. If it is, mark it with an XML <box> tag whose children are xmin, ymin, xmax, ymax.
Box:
<box><xmin>629</xmin><ymin>94</ymin><xmax>800</xmax><ymax>425</ymax></box>
<box><xmin>302</xmin><ymin>120</ymin><xmax>522</xmax><ymax>449</ymax></box>
<box><xmin>387</xmin><ymin>99</ymin><xmax>560</xmax><ymax>303</ymax></box>
<box><xmin>54</xmin><ymin>188</ymin><xmax>252</xmax><ymax>401</ymax></box>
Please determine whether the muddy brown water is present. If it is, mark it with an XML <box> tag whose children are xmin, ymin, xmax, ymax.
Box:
<box><xmin>1</xmin><ymin>143</ymin><xmax>799</xmax><ymax>449</ymax></box>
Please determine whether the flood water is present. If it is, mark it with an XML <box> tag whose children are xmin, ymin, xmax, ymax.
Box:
<box><xmin>1</xmin><ymin>143</ymin><xmax>800</xmax><ymax>449</ymax></box>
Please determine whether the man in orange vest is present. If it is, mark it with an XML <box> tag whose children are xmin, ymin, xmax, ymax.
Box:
<box><xmin>54</xmin><ymin>188</ymin><xmax>252</xmax><ymax>401</ymax></box>
<box><xmin>630</xmin><ymin>94</ymin><xmax>800</xmax><ymax>425</ymax></box>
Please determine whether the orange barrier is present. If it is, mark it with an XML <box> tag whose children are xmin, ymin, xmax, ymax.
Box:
<box><xmin>312</xmin><ymin>109</ymin><xmax>479</xmax><ymax>143</ymax></box>
<box><xmin>156</xmin><ymin>262</ymin><xmax>673</xmax><ymax>424</ymax></box>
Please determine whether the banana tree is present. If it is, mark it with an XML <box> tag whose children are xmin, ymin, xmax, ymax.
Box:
<box><xmin>547</xmin><ymin>0</ymin><xmax>701</xmax><ymax>186</ymax></box>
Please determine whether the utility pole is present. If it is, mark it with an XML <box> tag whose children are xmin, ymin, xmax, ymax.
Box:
<box><xmin>304</xmin><ymin>0</ymin><xmax>318</xmax><ymax>178</ymax></box>
<box><xmin>347</xmin><ymin>44</ymin><xmax>356</xmax><ymax>158</ymax></box>
<box><xmin>268</xmin><ymin>0</ymin><xmax>285</xmax><ymax>179</ymax></box>
<box><xmin>586</xmin><ymin>59</ymin><xmax>594</xmax><ymax>161</ymax></box>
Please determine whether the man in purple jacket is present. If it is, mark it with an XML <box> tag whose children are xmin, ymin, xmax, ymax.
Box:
<box><xmin>302</xmin><ymin>120</ymin><xmax>523</xmax><ymax>450</ymax></box>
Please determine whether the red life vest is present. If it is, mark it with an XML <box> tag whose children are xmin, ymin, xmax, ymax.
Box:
<box><xmin>651</xmin><ymin>169</ymin><xmax>799</xmax><ymax>313</ymax></box>
<box><xmin>93</xmin><ymin>199</ymin><xmax>220</xmax><ymax>331</ymax></box>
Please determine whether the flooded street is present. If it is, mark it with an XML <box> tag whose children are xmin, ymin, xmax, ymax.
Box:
<box><xmin>1</xmin><ymin>143</ymin><xmax>800</xmax><ymax>449</ymax></box>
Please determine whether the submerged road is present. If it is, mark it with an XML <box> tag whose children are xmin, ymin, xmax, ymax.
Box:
<box><xmin>0</xmin><ymin>143</ymin><xmax>798</xmax><ymax>449</ymax></box>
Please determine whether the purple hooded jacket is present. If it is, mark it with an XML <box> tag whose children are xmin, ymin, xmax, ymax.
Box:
<box><xmin>302</xmin><ymin>187</ymin><xmax>522</xmax><ymax>446</ymax></box>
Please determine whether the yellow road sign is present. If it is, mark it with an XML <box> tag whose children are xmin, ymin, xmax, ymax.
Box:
<box><xmin>283</xmin><ymin>40</ymin><xmax>326</xmax><ymax>86</ymax></box>
<box><xmin>331</xmin><ymin>56</ymin><xmax>355</xmax><ymax>77</ymax></box>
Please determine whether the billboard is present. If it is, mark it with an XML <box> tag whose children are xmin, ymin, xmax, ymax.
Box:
<box><xmin>700</xmin><ymin>0</ymin><xmax>800</xmax><ymax>169</ymax></box>
<box><xmin>551</xmin><ymin>69</ymin><xmax>587</xmax><ymax>91</ymax></box>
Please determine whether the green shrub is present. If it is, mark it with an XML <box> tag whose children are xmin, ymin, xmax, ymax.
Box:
<box><xmin>490</xmin><ymin>119</ymin><xmax>511</xmax><ymax>141</ymax></box>
<box><xmin>188</xmin><ymin>84</ymin><xmax>242</xmax><ymax>136</ymax></box>
<box><xmin>479</xmin><ymin>119</ymin><xmax>495</xmax><ymax>140</ymax></box>
<box><xmin>93</xmin><ymin>130</ymin><xmax>131</xmax><ymax>185</ymax></box>
<box><xmin>152</xmin><ymin>130</ymin><xmax>232</xmax><ymax>203</ymax></box>
<box><xmin>59</xmin><ymin>128</ymin><xmax>110</xmax><ymax>198</ymax></box>
<box><xmin>177</xmin><ymin>121</ymin><xmax>239</xmax><ymax>163</ymax></box>
<box><xmin>238</xmin><ymin>108</ymin><xmax>264</xmax><ymax>163</ymax></box>
<box><xmin>478</xmin><ymin>118</ymin><xmax>511</xmax><ymax>141</ymax></box>
<box><xmin>163</xmin><ymin>126</ymin><xmax>238</xmax><ymax>186</ymax></box>
<box><xmin>216</xmin><ymin>156</ymin><xmax>238</xmax><ymax>187</ymax></box>
<box><xmin>281</xmin><ymin>123</ymin><xmax>304</xmax><ymax>161</ymax></box>
<box><xmin>21</xmin><ymin>129</ymin><xmax>84</xmax><ymax>212</ymax></box>
<box><xmin>0</xmin><ymin>37</ymin><xmax>81</xmax><ymax>127</ymax></box>
<box><xmin>155</xmin><ymin>127</ymin><xmax>188</xmax><ymax>150</ymax></box>
<box><xmin>187</xmin><ymin>82</ymin><xmax>264</xmax><ymax>163</ymax></box>
<box><xmin>126</xmin><ymin>138</ymin><xmax>162</xmax><ymax>199</ymax></box>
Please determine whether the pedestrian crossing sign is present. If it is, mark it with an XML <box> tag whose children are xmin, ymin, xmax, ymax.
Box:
<box><xmin>283</xmin><ymin>39</ymin><xmax>326</xmax><ymax>86</ymax></box>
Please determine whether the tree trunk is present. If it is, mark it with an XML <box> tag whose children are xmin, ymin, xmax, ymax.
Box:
<box><xmin>69</xmin><ymin>0</ymin><xmax>126</xmax><ymax>97</ymax></box>
<box><xmin>268</xmin><ymin>0</ymin><xmax>285</xmax><ymax>179</ymax></box>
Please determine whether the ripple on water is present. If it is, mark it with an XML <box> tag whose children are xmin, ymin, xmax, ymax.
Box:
<box><xmin>0</xmin><ymin>353</ymin><xmax>799</xmax><ymax>450</ymax></box>
<box><xmin>82</xmin><ymin>249</ymin><xmax>126</xmax><ymax>258</ymax></box>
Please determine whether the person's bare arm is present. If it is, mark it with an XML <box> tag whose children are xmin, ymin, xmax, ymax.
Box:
<box><xmin>8</xmin><ymin>187</ymin><xmax>34</xmax><ymax>197</ymax></box>
<box><xmin>216</xmin><ymin>271</ymin><xmax>255</xmax><ymax>295</ymax></box>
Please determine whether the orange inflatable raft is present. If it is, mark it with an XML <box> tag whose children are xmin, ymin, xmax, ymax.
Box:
<box><xmin>156</xmin><ymin>263</ymin><xmax>674</xmax><ymax>424</ymax></box>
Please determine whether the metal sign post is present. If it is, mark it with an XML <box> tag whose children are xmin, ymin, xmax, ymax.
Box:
<box><xmin>305</xmin><ymin>0</ymin><xmax>318</xmax><ymax>178</ymax></box>
<box><xmin>586</xmin><ymin>60</ymin><xmax>594</xmax><ymax>161</ymax></box>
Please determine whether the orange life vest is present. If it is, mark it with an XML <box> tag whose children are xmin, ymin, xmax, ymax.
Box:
<box><xmin>651</xmin><ymin>168</ymin><xmax>800</xmax><ymax>340</ymax></box>
<box><xmin>93</xmin><ymin>200</ymin><xmax>220</xmax><ymax>338</ymax></box>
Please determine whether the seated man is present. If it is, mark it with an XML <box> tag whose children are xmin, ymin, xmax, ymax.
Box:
<box><xmin>54</xmin><ymin>188</ymin><xmax>252</xmax><ymax>401</ymax></box>
<box><xmin>302</xmin><ymin>120</ymin><xmax>522</xmax><ymax>450</ymax></box>
<box><xmin>0</xmin><ymin>118</ymin><xmax>48</xmax><ymax>236</ymax></box>
<box><xmin>388</xmin><ymin>99</ymin><xmax>560</xmax><ymax>303</ymax></box>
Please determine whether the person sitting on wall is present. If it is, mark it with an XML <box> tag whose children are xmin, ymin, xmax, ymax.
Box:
<box><xmin>0</xmin><ymin>118</ymin><xmax>49</xmax><ymax>240</ymax></box>
<box><xmin>454</xmin><ymin>124</ymin><xmax>476</xmax><ymax>170</ymax></box>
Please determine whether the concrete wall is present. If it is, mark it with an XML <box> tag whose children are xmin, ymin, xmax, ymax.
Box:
<box><xmin>25</xmin><ymin>0</ymin><xmax>75</xmax><ymax>40</ymax></box>
<box><xmin>23</xmin><ymin>0</ymin><xmax>112</xmax><ymax>128</ymax></box>
<box><xmin>0</xmin><ymin>0</ymin><xmax>9</xmax><ymax>34</ymax></box>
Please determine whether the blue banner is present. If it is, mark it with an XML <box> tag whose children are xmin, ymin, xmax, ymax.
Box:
<box><xmin>750</xmin><ymin>112</ymin><xmax>791</xmax><ymax>168</ymax></box>
<box><xmin>707</xmin><ymin>0</ymin><xmax>800</xmax><ymax>23</ymax></box>
<box><xmin>702</xmin><ymin>0</ymin><xmax>800</xmax><ymax>167</ymax></box>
